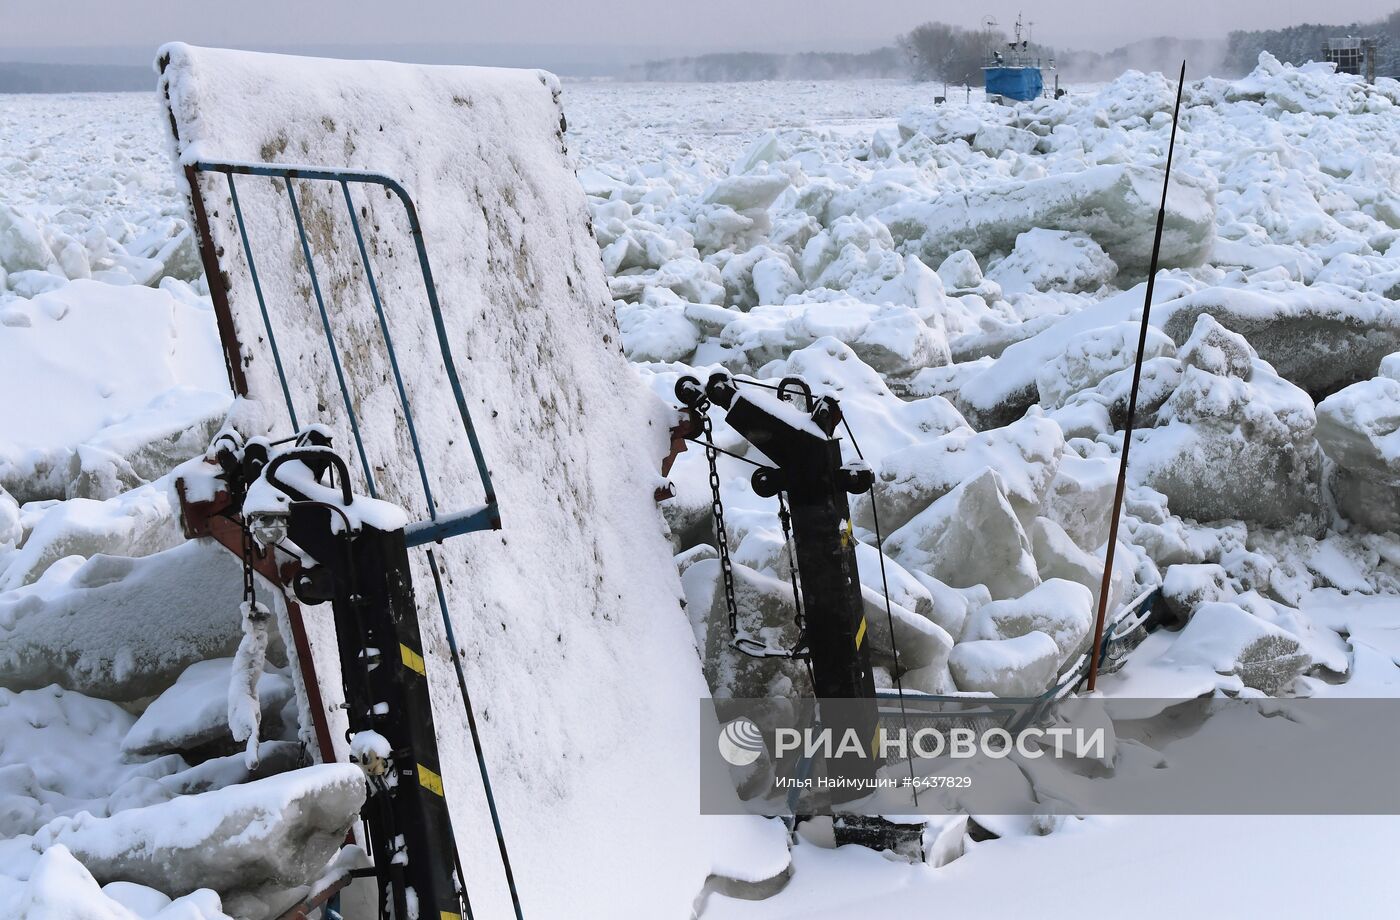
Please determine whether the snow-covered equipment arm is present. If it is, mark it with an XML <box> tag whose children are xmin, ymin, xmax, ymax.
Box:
<box><xmin>164</xmin><ymin>146</ymin><xmax>514</xmax><ymax>920</ymax></box>
<box><xmin>187</xmin><ymin>429</ymin><xmax>470</xmax><ymax>920</ymax></box>
<box><xmin>675</xmin><ymin>372</ymin><xmax>883</xmax><ymax>796</ymax></box>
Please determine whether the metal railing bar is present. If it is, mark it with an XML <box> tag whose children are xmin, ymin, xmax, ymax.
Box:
<box><xmin>426</xmin><ymin>547</ymin><xmax>524</xmax><ymax>919</ymax></box>
<box><xmin>195</xmin><ymin>158</ymin><xmax>498</xmax><ymax>523</ymax></box>
<box><xmin>282</xmin><ymin>176</ymin><xmax>378</xmax><ymax>498</ymax></box>
<box><xmin>226</xmin><ymin>172</ymin><xmax>299</xmax><ymax>431</ymax></box>
<box><xmin>404</xmin><ymin>505</ymin><xmax>497</xmax><ymax>548</ymax></box>
<box><xmin>394</xmin><ymin>183</ymin><xmax>497</xmax><ymax>508</ymax></box>
<box><xmin>340</xmin><ymin>179</ymin><xmax>437</xmax><ymax>518</ymax></box>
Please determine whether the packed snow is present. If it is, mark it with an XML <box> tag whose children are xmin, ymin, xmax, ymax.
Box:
<box><xmin>4</xmin><ymin>51</ymin><xmax>1400</xmax><ymax>918</ymax></box>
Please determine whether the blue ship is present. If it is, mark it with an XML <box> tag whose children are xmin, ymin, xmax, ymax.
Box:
<box><xmin>984</xmin><ymin>64</ymin><xmax>1044</xmax><ymax>101</ymax></box>
<box><xmin>982</xmin><ymin>13</ymin><xmax>1050</xmax><ymax>103</ymax></box>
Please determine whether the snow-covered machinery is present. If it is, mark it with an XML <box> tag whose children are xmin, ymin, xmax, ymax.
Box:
<box><xmin>672</xmin><ymin>370</ymin><xmax>934</xmax><ymax>851</ymax></box>
<box><xmin>1323</xmin><ymin>36</ymin><xmax>1379</xmax><ymax>82</ymax></box>
<box><xmin>157</xmin><ymin>44</ymin><xmax>743</xmax><ymax>920</ymax></box>
<box><xmin>168</xmin><ymin>156</ymin><xmax>513</xmax><ymax>919</ymax></box>
<box><xmin>673</xmin><ymin>373</ymin><xmax>882</xmax><ymax>779</ymax></box>
<box><xmin>669</xmin><ymin>366</ymin><xmax>1172</xmax><ymax>847</ymax></box>
<box><xmin>179</xmin><ymin>424</ymin><xmax>483</xmax><ymax>919</ymax></box>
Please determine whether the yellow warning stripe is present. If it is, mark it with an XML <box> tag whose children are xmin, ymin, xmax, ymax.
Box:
<box><xmin>400</xmin><ymin>643</ymin><xmax>426</xmax><ymax>676</ymax></box>
<box><xmin>418</xmin><ymin>763</ymin><xmax>445</xmax><ymax>797</ymax></box>
<box><xmin>441</xmin><ymin>913</ymin><xmax>462</xmax><ymax>920</ymax></box>
<box><xmin>854</xmin><ymin>616</ymin><xmax>867</xmax><ymax>650</ymax></box>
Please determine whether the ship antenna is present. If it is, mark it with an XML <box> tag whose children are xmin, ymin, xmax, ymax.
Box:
<box><xmin>1086</xmin><ymin>61</ymin><xmax>1188</xmax><ymax>692</ymax></box>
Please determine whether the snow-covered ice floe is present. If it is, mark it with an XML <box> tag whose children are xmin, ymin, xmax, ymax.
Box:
<box><xmin>3</xmin><ymin>48</ymin><xmax>1400</xmax><ymax>918</ymax></box>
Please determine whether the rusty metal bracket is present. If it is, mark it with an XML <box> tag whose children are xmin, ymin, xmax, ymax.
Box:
<box><xmin>655</xmin><ymin>407</ymin><xmax>700</xmax><ymax>502</ymax></box>
<box><xmin>175</xmin><ymin>471</ymin><xmax>337</xmax><ymax>765</ymax></box>
<box><xmin>272</xmin><ymin>869</ymin><xmax>354</xmax><ymax>920</ymax></box>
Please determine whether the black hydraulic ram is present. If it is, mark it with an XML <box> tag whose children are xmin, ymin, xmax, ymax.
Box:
<box><xmin>678</xmin><ymin>373</ymin><xmax>881</xmax><ymax>797</ymax></box>
<box><xmin>259</xmin><ymin>446</ymin><xmax>466</xmax><ymax>920</ymax></box>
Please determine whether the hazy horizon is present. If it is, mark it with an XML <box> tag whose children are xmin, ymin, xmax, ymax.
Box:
<box><xmin>0</xmin><ymin>0</ymin><xmax>1395</xmax><ymax>68</ymax></box>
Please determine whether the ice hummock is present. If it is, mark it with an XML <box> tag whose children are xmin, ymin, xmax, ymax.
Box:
<box><xmin>6</xmin><ymin>46</ymin><xmax>1400</xmax><ymax>919</ymax></box>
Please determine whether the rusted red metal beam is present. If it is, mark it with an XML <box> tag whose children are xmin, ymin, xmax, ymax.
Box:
<box><xmin>655</xmin><ymin>408</ymin><xmax>700</xmax><ymax>502</ymax></box>
<box><xmin>176</xmin><ymin>474</ymin><xmax>337</xmax><ymax>764</ymax></box>
<box><xmin>273</xmin><ymin>870</ymin><xmax>354</xmax><ymax>920</ymax></box>
<box><xmin>184</xmin><ymin>167</ymin><xmax>250</xmax><ymax>399</ymax></box>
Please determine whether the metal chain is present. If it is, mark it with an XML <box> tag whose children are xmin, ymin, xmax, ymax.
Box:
<box><xmin>701</xmin><ymin>408</ymin><xmax>739</xmax><ymax>634</ymax></box>
<box><xmin>695</xmin><ymin>381</ymin><xmax>809</xmax><ymax>662</ymax></box>
<box><xmin>776</xmin><ymin>494</ymin><xmax>805</xmax><ymax>640</ymax></box>
<box><xmin>777</xmin><ymin>493</ymin><xmax>815</xmax><ymax>681</ymax></box>
<box><xmin>228</xmin><ymin>458</ymin><xmax>258</xmax><ymax>608</ymax></box>
<box><xmin>239</xmin><ymin>519</ymin><xmax>257</xmax><ymax>606</ymax></box>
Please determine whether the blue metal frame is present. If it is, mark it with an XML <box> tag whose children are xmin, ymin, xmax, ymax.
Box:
<box><xmin>192</xmin><ymin>160</ymin><xmax>500</xmax><ymax>544</ymax></box>
<box><xmin>191</xmin><ymin>160</ymin><xmax>523</xmax><ymax>920</ymax></box>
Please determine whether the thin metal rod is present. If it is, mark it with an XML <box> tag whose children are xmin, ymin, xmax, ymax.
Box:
<box><xmin>283</xmin><ymin>177</ymin><xmax>378</xmax><ymax>497</ymax></box>
<box><xmin>426</xmin><ymin>548</ymin><xmax>525</xmax><ymax>920</ymax></box>
<box><xmin>1087</xmin><ymin>61</ymin><xmax>1187</xmax><ymax>692</ymax></box>
<box><xmin>681</xmin><ymin>436</ymin><xmax>775</xmax><ymax>470</ymax></box>
<box><xmin>227</xmin><ymin>172</ymin><xmax>299</xmax><ymax>431</ymax></box>
<box><xmin>840</xmin><ymin>416</ymin><xmax>918</xmax><ymax>805</ymax></box>
<box><xmin>340</xmin><ymin>180</ymin><xmax>436</xmax><ymax>516</ymax></box>
<box><xmin>398</xmin><ymin>186</ymin><xmax>497</xmax><ymax>509</ymax></box>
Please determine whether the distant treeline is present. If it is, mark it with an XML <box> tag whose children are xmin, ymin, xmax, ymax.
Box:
<box><xmin>899</xmin><ymin>21</ymin><xmax>1005</xmax><ymax>86</ymax></box>
<box><xmin>899</xmin><ymin>12</ymin><xmax>1400</xmax><ymax>84</ymax></box>
<box><xmin>1225</xmin><ymin>11</ymin><xmax>1400</xmax><ymax>76</ymax></box>
<box><xmin>627</xmin><ymin>49</ymin><xmax>905</xmax><ymax>82</ymax></box>
<box><xmin>0</xmin><ymin>62</ymin><xmax>152</xmax><ymax>93</ymax></box>
<box><xmin>5</xmin><ymin>11</ymin><xmax>1399</xmax><ymax>93</ymax></box>
<box><xmin>636</xmin><ymin>9</ymin><xmax>1400</xmax><ymax>85</ymax></box>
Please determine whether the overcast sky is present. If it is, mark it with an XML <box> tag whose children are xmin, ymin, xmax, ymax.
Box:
<box><xmin>1</xmin><ymin>0</ymin><xmax>1395</xmax><ymax>61</ymax></box>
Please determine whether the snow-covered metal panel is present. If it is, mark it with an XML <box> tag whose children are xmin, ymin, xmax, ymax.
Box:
<box><xmin>158</xmin><ymin>44</ymin><xmax>733</xmax><ymax>918</ymax></box>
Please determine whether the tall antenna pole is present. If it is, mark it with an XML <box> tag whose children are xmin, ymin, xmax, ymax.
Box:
<box><xmin>1086</xmin><ymin>61</ymin><xmax>1187</xmax><ymax>692</ymax></box>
